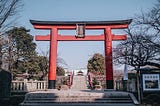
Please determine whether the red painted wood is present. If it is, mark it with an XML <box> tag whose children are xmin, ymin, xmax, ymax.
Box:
<box><xmin>32</xmin><ymin>24</ymin><xmax>129</xmax><ymax>30</ymax></box>
<box><xmin>35</xmin><ymin>34</ymin><xmax>50</xmax><ymax>41</ymax></box>
<box><xmin>104</xmin><ymin>27</ymin><xmax>113</xmax><ymax>81</ymax></box>
<box><xmin>32</xmin><ymin>21</ymin><xmax>130</xmax><ymax>89</ymax></box>
<box><xmin>57</xmin><ymin>35</ymin><xmax>104</xmax><ymax>41</ymax></box>
<box><xmin>33</xmin><ymin>25</ymin><xmax>53</xmax><ymax>29</ymax></box>
<box><xmin>112</xmin><ymin>34</ymin><xmax>127</xmax><ymax>40</ymax></box>
<box><xmin>35</xmin><ymin>34</ymin><xmax>126</xmax><ymax>41</ymax></box>
<box><xmin>48</xmin><ymin>28</ymin><xmax>58</xmax><ymax>80</ymax></box>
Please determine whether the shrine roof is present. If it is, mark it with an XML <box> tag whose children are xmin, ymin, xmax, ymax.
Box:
<box><xmin>30</xmin><ymin>19</ymin><xmax>132</xmax><ymax>26</ymax></box>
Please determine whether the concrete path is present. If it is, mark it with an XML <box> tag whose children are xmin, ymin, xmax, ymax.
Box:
<box><xmin>71</xmin><ymin>76</ymin><xmax>88</xmax><ymax>90</ymax></box>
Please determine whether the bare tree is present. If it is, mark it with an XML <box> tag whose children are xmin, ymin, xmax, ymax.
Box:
<box><xmin>134</xmin><ymin>0</ymin><xmax>160</xmax><ymax>50</ymax></box>
<box><xmin>0</xmin><ymin>0</ymin><xmax>22</xmax><ymax>32</ymax></box>
<box><xmin>114</xmin><ymin>1</ymin><xmax>160</xmax><ymax>103</ymax></box>
<box><xmin>114</xmin><ymin>28</ymin><xmax>160</xmax><ymax>69</ymax></box>
<box><xmin>0</xmin><ymin>0</ymin><xmax>22</xmax><ymax>70</ymax></box>
<box><xmin>38</xmin><ymin>48</ymin><xmax>68</xmax><ymax>80</ymax></box>
<box><xmin>114</xmin><ymin>0</ymin><xmax>160</xmax><ymax>69</ymax></box>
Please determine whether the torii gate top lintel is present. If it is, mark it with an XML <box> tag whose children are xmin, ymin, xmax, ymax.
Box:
<box><xmin>30</xmin><ymin>19</ymin><xmax>132</xmax><ymax>89</ymax></box>
<box><xmin>30</xmin><ymin>19</ymin><xmax>132</xmax><ymax>29</ymax></box>
<box><xmin>30</xmin><ymin>19</ymin><xmax>132</xmax><ymax>26</ymax></box>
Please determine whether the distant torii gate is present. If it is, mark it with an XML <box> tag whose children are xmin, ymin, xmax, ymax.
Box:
<box><xmin>30</xmin><ymin>19</ymin><xmax>132</xmax><ymax>89</ymax></box>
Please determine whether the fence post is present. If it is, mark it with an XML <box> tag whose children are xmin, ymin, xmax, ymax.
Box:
<box><xmin>24</xmin><ymin>79</ymin><xmax>27</xmax><ymax>91</ymax></box>
<box><xmin>131</xmin><ymin>79</ymin><xmax>136</xmax><ymax>92</ymax></box>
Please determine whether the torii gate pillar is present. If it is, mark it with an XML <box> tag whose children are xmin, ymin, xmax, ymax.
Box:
<box><xmin>30</xmin><ymin>19</ymin><xmax>132</xmax><ymax>89</ymax></box>
<box><xmin>48</xmin><ymin>28</ymin><xmax>58</xmax><ymax>88</ymax></box>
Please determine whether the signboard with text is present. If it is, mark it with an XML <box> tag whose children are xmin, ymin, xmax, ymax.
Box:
<box><xmin>142</xmin><ymin>74</ymin><xmax>160</xmax><ymax>91</ymax></box>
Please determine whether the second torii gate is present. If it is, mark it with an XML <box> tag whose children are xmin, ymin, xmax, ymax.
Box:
<box><xmin>30</xmin><ymin>19</ymin><xmax>132</xmax><ymax>89</ymax></box>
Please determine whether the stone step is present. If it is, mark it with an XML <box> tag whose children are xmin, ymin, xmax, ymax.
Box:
<box><xmin>24</xmin><ymin>99</ymin><xmax>133</xmax><ymax>103</ymax></box>
<box><xmin>20</xmin><ymin>90</ymin><xmax>139</xmax><ymax>106</ymax></box>
<box><xmin>24</xmin><ymin>96</ymin><xmax>133</xmax><ymax>103</ymax></box>
<box><xmin>27</xmin><ymin>97</ymin><xmax>131</xmax><ymax>101</ymax></box>
<box><xmin>25</xmin><ymin>95</ymin><xmax>133</xmax><ymax>103</ymax></box>
<box><xmin>21</xmin><ymin>103</ymin><xmax>136</xmax><ymax>106</ymax></box>
<box><xmin>27</xmin><ymin>97</ymin><xmax>131</xmax><ymax>100</ymax></box>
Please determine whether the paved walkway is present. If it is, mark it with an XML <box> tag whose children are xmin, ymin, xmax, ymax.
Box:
<box><xmin>71</xmin><ymin>76</ymin><xmax>88</xmax><ymax>90</ymax></box>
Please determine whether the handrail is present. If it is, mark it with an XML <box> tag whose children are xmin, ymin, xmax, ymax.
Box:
<box><xmin>88</xmin><ymin>72</ymin><xmax>93</xmax><ymax>89</ymax></box>
<box><xmin>69</xmin><ymin>72</ymin><xmax>73</xmax><ymax>89</ymax></box>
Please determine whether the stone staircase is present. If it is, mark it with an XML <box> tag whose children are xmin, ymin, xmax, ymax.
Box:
<box><xmin>20</xmin><ymin>90</ymin><xmax>139</xmax><ymax>106</ymax></box>
<box><xmin>20</xmin><ymin>75</ymin><xmax>139</xmax><ymax>106</ymax></box>
<box><xmin>71</xmin><ymin>76</ymin><xmax>88</xmax><ymax>90</ymax></box>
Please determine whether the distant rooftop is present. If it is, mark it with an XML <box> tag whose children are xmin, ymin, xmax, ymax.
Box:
<box><xmin>30</xmin><ymin>19</ymin><xmax>132</xmax><ymax>26</ymax></box>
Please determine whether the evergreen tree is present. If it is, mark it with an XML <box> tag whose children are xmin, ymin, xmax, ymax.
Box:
<box><xmin>5</xmin><ymin>27</ymin><xmax>36</xmax><ymax>78</ymax></box>
<box><xmin>87</xmin><ymin>53</ymin><xmax>105</xmax><ymax>75</ymax></box>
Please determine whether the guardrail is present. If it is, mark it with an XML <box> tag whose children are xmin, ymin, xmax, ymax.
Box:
<box><xmin>116</xmin><ymin>79</ymin><xmax>137</xmax><ymax>92</ymax></box>
<box><xmin>69</xmin><ymin>72</ymin><xmax>73</xmax><ymax>88</ymax></box>
<box><xmin>11</xmin><ymin>79</ymin><xmax>47</xmax><ymax>92</ymax></box>
<box><xmin>87</xmin><ymin>72</ymin><xmax>94</xmax><ymax>89</ymax></box>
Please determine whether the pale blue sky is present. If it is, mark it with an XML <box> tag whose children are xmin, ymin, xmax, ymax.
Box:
<box><xmin>18</xmin><ymin>0</ymin><xmax>157</xmax><ymax>70</ymax></box>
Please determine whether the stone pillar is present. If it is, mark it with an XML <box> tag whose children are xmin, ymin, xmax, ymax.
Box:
<box><xmin>0</xmin><ymin>69</ymin><xmax>11</xmax><ymax>106</ymax></box>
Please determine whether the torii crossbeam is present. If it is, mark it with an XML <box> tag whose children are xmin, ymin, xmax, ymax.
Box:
<box><xmin>30</xmin><ymin>19</ymin><xmax>132</xmax><ymax>89</ymax></box>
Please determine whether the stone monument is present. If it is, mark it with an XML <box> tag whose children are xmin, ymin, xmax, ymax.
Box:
<box><xmin>0</xmin><ymin>63</ymin><xmax>12</xmax><ymax>106</ymax></box>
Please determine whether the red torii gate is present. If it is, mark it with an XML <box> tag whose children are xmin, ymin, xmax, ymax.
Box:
<box><xmin>30</xmin><ymin>19</ymin><xmax>132</xmax><ymax>89</ymax></box>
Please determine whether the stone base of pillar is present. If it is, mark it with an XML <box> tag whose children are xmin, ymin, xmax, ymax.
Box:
<box><xmin>48</xmin><ymin>80</ymin><xmax>56</xmax><ymax>89</ymax></box>
<box><xmin>106</xmin><ymin>80</ymin><xmax>114</xmax><ymax>89</ymax></box>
